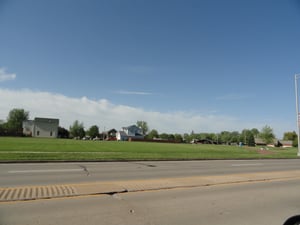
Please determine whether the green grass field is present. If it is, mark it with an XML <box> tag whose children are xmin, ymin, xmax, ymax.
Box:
<box><xmin>0</xmin><ymin>137</ymin><xmax>298</xmax><ymax>161</ymax></box>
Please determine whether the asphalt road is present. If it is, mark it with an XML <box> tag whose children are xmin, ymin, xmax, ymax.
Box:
<box><xmin>1</xmin><ymin>159</ymin><xmax>300</xmax><ymax>187</ymax></box>
<box><xmin>1</xmin><ymin>178</ymin><xmax>300</xmax><ymax>225</ymax></box>
<box><xmin>1</xmin><ymin>159</ymin><xmax>300</xmax><ymax>225</ymax></box>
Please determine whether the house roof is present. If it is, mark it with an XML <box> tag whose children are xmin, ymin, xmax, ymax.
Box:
<box><xmin>279</xmin><ymin>140</ymin><xmax>293</xmax><ymax>146</ymax></box>
<box><xmin>34</xmin><ymin>117</ymin><xmax>59</xmax><ymax>124</ymax></box>
<box><xmin>104</xmin><ymin>128</ymin><xmax>117</xmax><ymax>134</ymax></box>
<box><xmin>122</xmin><ymin>125</ymin><xmax>140</xmax><ymax>129</ymax></box>
<box><xmin>254</xmin><ymin>138</ymin><xmax>266</xmax><ymax>145</ymax></box>
<box><xmin>255</xmin><ymin>138</ymin><xmax>293</xmax><ymax>147</ymax></box>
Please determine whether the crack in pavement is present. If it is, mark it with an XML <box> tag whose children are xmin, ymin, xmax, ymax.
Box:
<box><xmin>77</xmin><ymin>165</ymin><xmax>90</xmax><ymax>176</ymax></box>
<box><xmin>129</xmin><ymin>162</ymin><xmax>157</xmax><ymax>168</ymax></box>
<box><xmin>3</xmin><ymin>170</ymin><xmax>300</xmax><ymax>203</ymax></box>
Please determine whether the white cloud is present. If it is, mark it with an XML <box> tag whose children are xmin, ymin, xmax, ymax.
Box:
<box><xmin>0</xmin><ymin>68</ymin><xmax>16</xmax><ymax>82</ymax></box>
<box><xmin>0</xmin><ymin>88</ymin><xmax>286</xmax><ymax>136</ymax></box>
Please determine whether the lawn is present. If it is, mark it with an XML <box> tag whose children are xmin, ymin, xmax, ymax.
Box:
<box><xmin>0</xmin><ymin>137</ymin><xmax>298</xmax><ymax>161</ymax></box>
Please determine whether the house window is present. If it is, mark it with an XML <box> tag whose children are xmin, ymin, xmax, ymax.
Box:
<box><xmin>37</xmin><ymin>131</ymin><xmax>40</xmax><ymax>136</ymax></box>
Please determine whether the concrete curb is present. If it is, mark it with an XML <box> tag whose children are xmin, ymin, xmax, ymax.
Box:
<box><xmin>0</xmin><ymin>158</ymin><xmax>299</xmax><ymax>164</ymax></box>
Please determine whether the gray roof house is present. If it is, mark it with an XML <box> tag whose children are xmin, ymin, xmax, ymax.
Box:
<box><xmin>23</xmin><ymin>117</ymin><xmax>59</xmax><ymax>138</ymax></box>
<box><xmin>116</xmin><ymin>125</ymin><xmax>144</xmax><ymax>141</ymax></box>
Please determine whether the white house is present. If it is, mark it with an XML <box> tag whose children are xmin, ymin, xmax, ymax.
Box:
<box><xmin>116</xmin><ymin>125</ymin><xmax>144</xmax><ymax>141</ymax></box>
<box><xmin>23</xmin><ymin>117</ymin><xmax>59</xmax><ymax>138</ymax></box>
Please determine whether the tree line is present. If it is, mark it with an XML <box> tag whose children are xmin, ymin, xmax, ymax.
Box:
<box><xmin>69</xmin><ymin>119</ymin><xmax>297</xmax><ymax>147</ymax></box>
<box><xmin>0</xmin><ymin>108</ymin><xmax>29</xmax><ymax>136</ymax></box>
<box><xmin>0</xmin><ymin>108</ymin><xmax>298</xmax><ymax>147</ymax></box>
<box><xmin>147</xmin><ymin>126</ymin><xmax>264</xmax><ymax>146</ymax></box>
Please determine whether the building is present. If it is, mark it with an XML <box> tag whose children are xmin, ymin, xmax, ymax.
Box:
<box><xmin>102</xmin><ymin>129</ymin><xmax>117</xmax><ymax>140</ymax></box>
<box><xmin>116</xmin><ymin>125</ymin><xmax>144</xmax><ymax>141</ymax></box>
<box><xmin>278</xmin><ymin>140</ymin><xmax>293</xmax><ymax>148</ymax></box>
<box><xmin>23</xmin><ymin>117</ymin><xmax>59</xmax><ymax>138</ymax></box>
<box><xmin>254</xmin><ymin>138</ymin><xmax>293</xmax><ymax>148</ymax></box>
<box><xmin>254</xmin><ymin>138</ymin><xmax>267</xmax><ymax>146</ymax></box>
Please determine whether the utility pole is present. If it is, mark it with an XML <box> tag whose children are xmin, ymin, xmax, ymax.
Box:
<box><xmin>295</xmin><ymin>74</ymin><xmax>300</xmax><ymax>156</ymax></box>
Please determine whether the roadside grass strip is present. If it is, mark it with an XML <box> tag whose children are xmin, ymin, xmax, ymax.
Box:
<box><xmin>0</xmin><ymin>137</ymin><xmax>297</xmax><ymax>161</ymax></box>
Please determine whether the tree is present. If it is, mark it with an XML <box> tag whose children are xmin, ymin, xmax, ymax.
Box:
<box><xmin>283</xmin><ymin>131</ymin><xmax>298</xmax><ymax>147</ymax></box>
<box><xmin>174</xmin><ymin>134</ymin><xmax>183</xmax><ymax>143</ymax></box>
<box><xmin>69</xmin><ymin>120</ymin><xmax>85</xmax><ymax>138</ymax></box>
<box><xmin>159</xmin><ymin>133</ymin><xmax>169</xmax><ymax>140</ymax></box>
<box><xmin>251</xmin><ymin>128</ymin><xmax>259</xmax><ymax>138</ymax></box>
<box><xmin>220</xmin><ymin>131</ymin><xmax>232</xmax><ymax>144</ymax></box>
<box><xmin>283</xmin><ymin>131</ymin><xmax>297</xmax><ymax>141</ymax></box>
<box><xmin>293</xmin><ymin>138</ymin><xmax>298</xmax><ymax>148</ymax></box>
<box><xmin>58</xmin><ymin>127</ymin><xmax>70</xmax><ymax>138</ymax></box>
<box><xmin>168</xmin><ymin>134</ymin><xmax>175</xmax><ymax>141</ymax></box>
<box><xmin>78</xmin><ymin>127</ymin><xmax>85</xmax><ymax>139</ymax></box>
<box><xmin>259</xmin><ymin>125</ymin><xmax>275</xmax><ymax>144</ymax></box>
<box><xmin>187</xmin><ymin>131</ymin><xmax>198</xmax><ymax>142</ymax></box>
<box><xmin>240</xmin><ymin>129</ymin><xmax>255</xmax><ymax>146</ymax></box>
<box><xmin>183</xmin><ymin>133</ymin><xmax>192</xmax><ymax>143</ymax></box>
<box><xmin>6</xmin><ymin>108</ymin><xmax>29</xmax><ymax>135</ymax></box>
<box><xmin>147</xmin><ymin>129</ymin><xmax>159</xmax><ymax>139</ymax></box>
<box><xmin>136</xmin><ymin>121</ymin><xmax>149</xmax><ymax>135</ymax></box>
<box><xmin>230</xmin><ymin>131</ymin><xmax>240</xmax><ymax>143</ymax></box>
<box><xmin>88</xmin><ymin>125</ymin><xmax>99</xmax><ymax>138</ymax></box>
<box><xmin>0</xmin><ymin>123</ymin><xmax>5</xmax><ymax>136</ymax></box>
<box><xmin>247</xmin><ymin>133</ymin><xmax>255</xmax><ymax>146</ymax></box>
<box><xmin>199</xmin><ymin>133</ymin><xmax>214</xmax><ymax>141</ymax></box>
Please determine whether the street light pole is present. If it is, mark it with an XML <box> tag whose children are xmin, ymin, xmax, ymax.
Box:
<box><xmin>295</xmin><ymin>74</ymin><xmax>300</xmax><ymax>156</ymax></box>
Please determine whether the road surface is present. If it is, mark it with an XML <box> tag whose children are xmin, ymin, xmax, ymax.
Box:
<box><xmin>1</xmin><ymin>159</ymin><xmax>300</xmax><ymax>187</ymax></box>
<box><xmin>1</xmin><ymin>159</ymin><xmax>300</xmax><ymax>225</ymax></box>
<box><xmin>1</xmin><ymin>178</ymin><xmax>300</xmax><ymax>225</ymax></box>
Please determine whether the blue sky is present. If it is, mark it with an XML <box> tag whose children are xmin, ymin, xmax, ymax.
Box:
<box><xmin>1</xmin><ymin>0</ymin><xmax>300</xmax><ymax>137</ymax></box>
